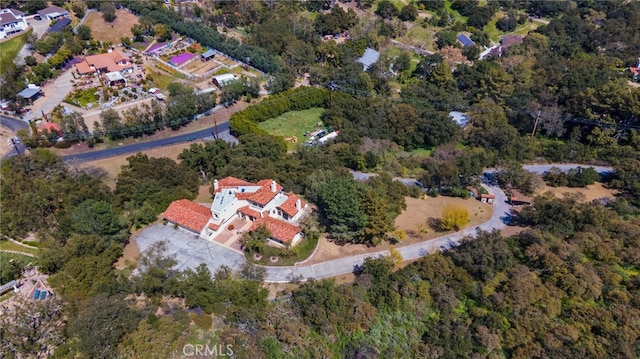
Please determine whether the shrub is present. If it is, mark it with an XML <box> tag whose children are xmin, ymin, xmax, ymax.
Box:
<box><xmin>440</xmin><ymin>205</ymin><xmax>470</xmax><ymax>231</ymax></box>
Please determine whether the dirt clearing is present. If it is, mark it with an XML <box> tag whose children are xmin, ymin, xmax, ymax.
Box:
<box><xmin>78</xmin><ymin>142</ymin><xmax>197</xmax><ymax>188</ymax></box>
<box><xmin>115</xmin><ymin>239</ymin><xmax>140</xmax><ymax>270</ymax></box>
<box><xmin>0</xmin><ymin>125</ymin><xmax>16</xmax><ymax>158</ymax></box>
<box><xmin>535</xmin><ymin>182</ymin><xmax>618</xmax><ymax>202</ymax></box>
<box><xmin>84</xmin><ymin>9</ymin><xmax>139</xmax><ymax>43</ymax></box>
<box><xmin>305</xmin><ymin>196</ymin><xmax>492</xmax><ymax>265</ymax></box>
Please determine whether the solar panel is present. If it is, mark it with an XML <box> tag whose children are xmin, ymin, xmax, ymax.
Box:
<box><xmin>457</xmin><ymin>34</ymin><xmax>475</xmax><ymax>47</ymax></box>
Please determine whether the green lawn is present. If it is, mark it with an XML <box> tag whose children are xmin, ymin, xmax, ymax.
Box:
<box><xmin>258</xmin><ymin>108</ymin><xmax>325</xmax><ymax>150</ymax></box>
<box><xmin>245</xmin><ymin>235</ymin><xmax>319</xmax><ymax>267</ymax></box>
<box><xmin>0</xmin><ymin>28</ymin><xmax>31</xmax><ymax>76</ymax></box>
<box><xmin>411</xmin><ymin>148</ymin><xmax>433</xmax><ymax>157</ymax></box>
<box><xmin>0</xmin><ymin>240</ymin><xmax>39</xmax><ymax>256</ymax></box>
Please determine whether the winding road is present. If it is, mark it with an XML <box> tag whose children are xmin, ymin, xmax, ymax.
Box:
<box><xmin>61</xmin><ymin>121</ymin><xmax>231</xmax><ymax>162</ymax></box>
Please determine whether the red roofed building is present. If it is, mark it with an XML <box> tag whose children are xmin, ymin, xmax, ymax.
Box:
<box><xmin>480</xmin><ymin>193</ymin><xmax>496</xmax><ymax>204</ymax></box>
<box><xmin>163</xmin><ymin>199</ymin><xmax>212</xmax><ymax>233</ymax></box>
<box><xmin>251</xmin><ymin>217</ymin><xmax>302</xmax><ymax>247</ymax></box>
<box><xmin>163</xmin><ymin>177</ymin><xmax>309</xmax><ymax>247</ymax></box>
<box><xmin>75</xmin><ymin>49</ymin><xmax>134</xmax><ymax>76</ymax></box>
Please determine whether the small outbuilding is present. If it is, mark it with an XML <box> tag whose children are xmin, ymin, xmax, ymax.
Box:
<box><xmin>37</xmin><ymin>6</ymin><xmax>69</xmax><ymax>21</ymax></box>
<box><xmin>17</xmin><ymin>86</ymin><xmax>42</xmax><ymax>102</ymax></box>
<box><xmin>480</xmin><ymin>193</ymin><xmax>496</xmax><ymax>204</ymax></box>
<box><xmin>201</xmin><ymin>49</ymin><xmax>216</xmax><ymax>61</ymax></box>
<box><xmin>357</xmin><ymin>48</ymin><xmax>380</xmax><ymax>71</ymax></box>
<box><xmin>212</xmin><ymin>73</ymin><xmax>238</xmax><ymax>88</ymax></box>
<box><xmin>457</xmin><ymin>34</ymin><xmax>475</xmax><ymax>47</ymax></box>
<box><xmin>48</xmin><ymin>17</ymin><xmax>71</xmax><ymax>33</ymax></box>
<box><xmin>103</xmin><ymin>71</ymin><xmax>125</xmax><ymax>86</ymax></box>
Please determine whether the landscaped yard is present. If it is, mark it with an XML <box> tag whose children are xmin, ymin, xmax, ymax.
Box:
<box><xmin>64</xmin><ymin>87</ymin><xmax>99</xmax><ymax>108</ymax></box>
<box><xmin>0</xmin><ymin>240</ymin><xmax>39</xmax><ymax>256</ymax></box>
<box><xmin>245</xmin><ymin>234</ymin><xmax>319</xmax><ymax>267</ymax></box>
<box><xmin>0</xmin><ymin>28</ymin><xmax>31</xmax><ymax>76</ymax></box>
<box><xmin>258</xmin><ymin>108</ymin><xmax>325</xmax><ymax>150</ymax></box>
<box><xmin>84</xmin><ymin>9</ymin><xmax>139</xmax><ymax>43</ymax></box>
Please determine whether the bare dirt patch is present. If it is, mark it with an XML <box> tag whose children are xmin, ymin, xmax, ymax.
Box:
<box><xmin>78</xmin><ymin>142</ymin><xmax>197</xmax><ymax>188</ymax></box>
<box><xmin>305</xmin><ymin>196</ymin><xmax>492</xmax><ymax>265</ymax></box>
<box><xmin>84</xmin><ymin>9</ymin><xmax>139</xmax><ymax>43</ymax></box>
<box><xmin>115</xmin><ymin>238</ymin><xmax>140</xmax><ymax>270</ymax></box>
<box><xmin>195</xmin><ymin>184</ymin><xmax>213</xmax><ymax>202</ymax></box>
<box><xmin>0</xmin><ymin>125</ymin><xmax>16</xmax><ymax>158</ymax></box>
<box><xmin>535</xmin><ymin>182</ymin><xmax>618</xmax><ymax>202</ymax></box>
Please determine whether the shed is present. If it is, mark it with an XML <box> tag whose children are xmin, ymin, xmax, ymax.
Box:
<box><xmin>448</xmin><ymin>111</ymin><xmax>469</xmax><ymax>127</ymax></box>
<box><xmin>457</xmin><ymin>34</ymin><xmax>475</xmax><ymax>47</ymax></box>
<box><xmin>155</xmin><ymin>93</ymin><xmax>166</xmax><ymax>101</ymax></box>
<box><xmin>201</xmin><ymin>49</ymin><xmax>216</xmax><ymax>61</ymax></box>
<box><xmin>17</xmin><ymin>86</ymin><xmax>41</xmax><ymax>101</ymax></box>
<box><xmin>480</xmin><ymin>193</ymin><xmax>496</xmax><ymax>204</ymax></box>
<box><xmin>357</xmin><ymin>48</ymin><xmax>380</xmax><ymax>71</ymax></box>
<box><xmin>103</xmin><ymin>71</ymin><xmax>125</xmax><ymax>86</ymax></box>
<box><xmin>212</xmin><ymin>73</ymin><xmax>238</xmax><ymax>88</ymax></box>
<box><xmin>48</xmin><ymin>17</ymin><xmax>71</xmax><ymax>33</ymax></box>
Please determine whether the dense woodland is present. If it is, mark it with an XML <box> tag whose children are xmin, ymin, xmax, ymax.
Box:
<box><xmin>1</xmin><ymin>0</ymin><xmax>640</xmax><ymax>357</ymax></box>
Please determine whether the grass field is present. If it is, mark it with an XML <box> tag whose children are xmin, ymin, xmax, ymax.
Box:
<box><xmin>0</xmin><ymin>240</ymin><xmax>39</xmax><ymax>256</ymax></box>
<box><xmin>0</xmin><ymin>28</ymin><xmax>31</xmax><ymax>76</ymax></box>
<box><xmin>84</xmin><ymin>9</ymin><xmax>139</xmax><ymax>43</ymax></box>
<box><xmin>258</xmin><ymin>108</ymin><xmax>325</xmax><ymax>150</ymax></box>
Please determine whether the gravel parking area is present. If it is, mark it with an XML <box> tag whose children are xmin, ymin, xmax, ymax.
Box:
<box><xmin>134</xmin><ymin>223</ymin><xmax>246</xmax><ymax>274</ymax></box>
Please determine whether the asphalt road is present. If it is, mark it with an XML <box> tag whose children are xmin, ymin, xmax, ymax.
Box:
<box><xmin>62</xmin><ymin>121</ymin><xmax>231</xmax><ymax>162</ymax></box>
<box><xmin>0</xmin><ymin>115</ymin><xmax>28</xmax><ymax>158</ymax></box>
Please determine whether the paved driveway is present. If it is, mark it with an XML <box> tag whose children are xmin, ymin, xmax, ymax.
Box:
<box><xmin>15</xmin><ymin>18</ymin><xmax>51</xmax><ymax>65</ymax></box>
<box><xmin>25</xmin><ymin>69</ymin><xmax>74</xmax><ymax>121</ymax></box>
<box><xmin>134</xmin><ymin>224</ymin><xmax>246</xmax><ymax>274</ymax></box>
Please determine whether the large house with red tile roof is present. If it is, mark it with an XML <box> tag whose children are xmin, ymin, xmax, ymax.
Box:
<box><xmin>163</xmin><ymin>177</ymin><xmax>309</xmax><ymax>248</ymax></box>
<box><xmin>75</xmin><ymin>49</ymin><xmax>134</xmax><ymax>76</ymax></box>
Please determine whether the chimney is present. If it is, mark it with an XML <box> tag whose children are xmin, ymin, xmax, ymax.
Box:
<box><xmin>271</xmin><ymin>180</ymin><xmax>276</xmax><ymax>193</ymax></box>
<box><xmin>295</xmin><ymin>199</ymin><xmax>301</xmax><ymax>210</ymax></box>
<box><xmin>213</xmin><ymin>179</ymin><xmax>219</xmax><ymax>191</ymax></box>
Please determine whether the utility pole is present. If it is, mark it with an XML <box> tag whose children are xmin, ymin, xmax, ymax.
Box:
<box><xmin>10</xmin><ymin>138</ymin><xmax>20</xmax><ymax>155</ymax></box>
<box><xmin>213</xmin><ymin>115</ymin><xmax>219</xmax><ymax>139</ymax></box>
<box><xmin>531</xmin><ymin>110</ymin><xmax>541</xmax><ymax>137</ymax></box>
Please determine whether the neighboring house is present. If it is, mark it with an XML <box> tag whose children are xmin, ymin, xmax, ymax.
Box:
<box><xmin>211</xmin><ymin>73</ymin><xmax>238</xmax><ymax>88</ymax></box>
<box><xmin>0</xmin><ymin>8</ymin><xmax>28</xmax><ymax>39</ymax></box>
<box><xmin>357</xmin><ymin>47</ymin><xmax>380</xmax><ymax>71</ymax></box>
<box><xmin>457</xmin><ymin>34</ymin><xmax>475</xmax><ymax>47</ymax></box>
<box><xmin>48</xmin><ymin>17</ymin><xmax>70</xmax><ymax>33</ymax></box>
<box><xmin>37</xmin><ymin>6</ymin><xmax>69</xmax><ymax>21</ymax></box>
<box><xmin>164</xmin><ymin>176</ymin><xmax>309</xmax><ymax>248</ymax></box>
<box><xmin>630</xmin><ymin>58</ymin><xmax>640</xmax><ymax>80</ymax></box>
<box><xmin>75</xmin><ymin>49</ymin><xmax>134</xmax><ymax>76</ymax></box>
<box><xmin>480</xmin><ymin>35</ymin><xmax>524</xmax><ymax>59</ymax></box>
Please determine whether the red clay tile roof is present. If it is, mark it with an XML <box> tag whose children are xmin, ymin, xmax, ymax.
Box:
<box><xmin>248</xmin><ymin>180</ymin><xmax>282</xmax><ymax>206</ymax></box>
<box><xmin>238</xmin><ymin>205</ymin><xmax>262</xmax><ymax>219</ymax></box>
<box><xmin>163</xmin><ymin>199</ymin><xmax>211</xmax><ymax>233</ymax></box>
<box><xmin>250</xmin><ymin>217</ymin><xmax>301</xmax><ymax>243</ymax></box>
<box><xmin>217</xmin><ymin>176</ymin><xmax>255</xmax><ymax>189</ymax></box>
<box><xmin>481</xmin><ymin>194</ymin><xmax>496</xmax><ymax>199</ymax></box>
<box><xmin>208</xmin><ymin>222</ymin><xmax>221</xmax><ymax>231</ymax></box>
<box><xmin>75</xmin><ymin>49</ymin><xmax>132</xmax><ymax>75</ymax></box>
<box><xmin>278</xmin><ymin>193</ymin><xmax>303</xmax><ymax>217</ymax></box>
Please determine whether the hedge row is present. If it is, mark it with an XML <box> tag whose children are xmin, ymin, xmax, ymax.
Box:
<box><xmin>230</xmin><ymin>87</ymin><xmax>330</xmax><ymax>136</ymax></box>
